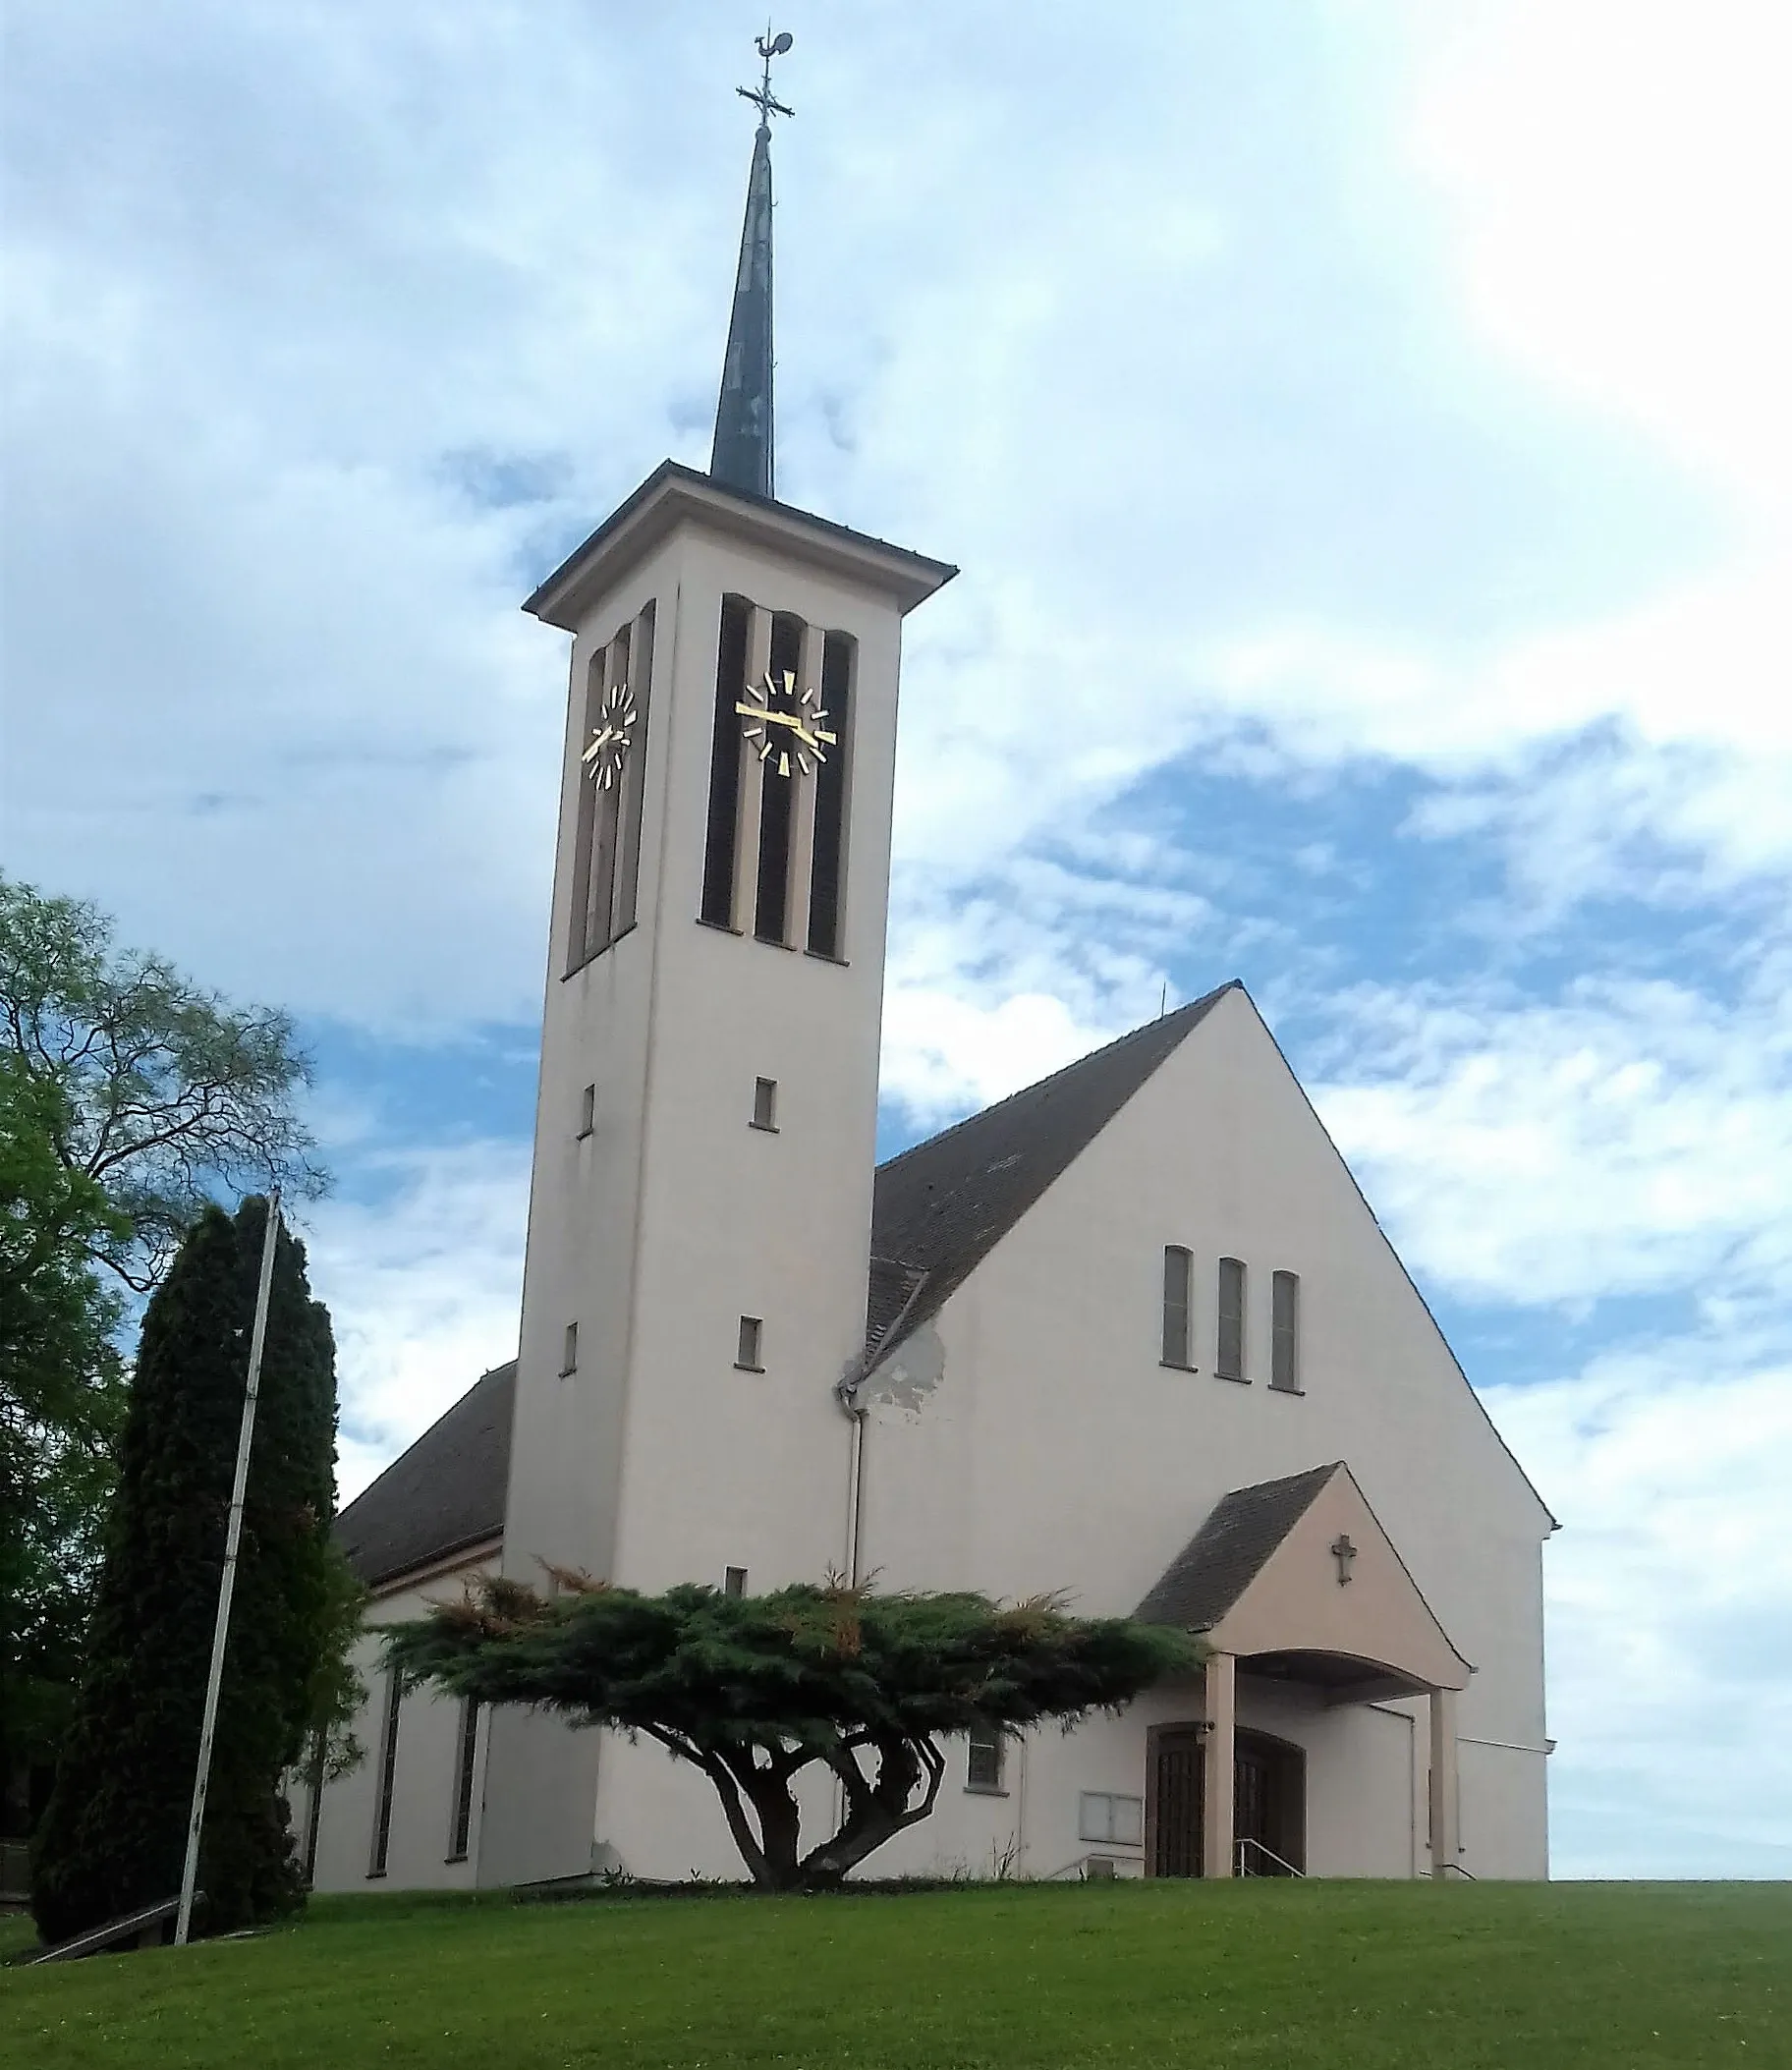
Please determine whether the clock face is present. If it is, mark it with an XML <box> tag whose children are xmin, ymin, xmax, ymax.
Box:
<box><xmin>580</xmin><ymin>679</ymin><xmax>639</xmax><ymax>791</ymax></box>
<box><xmin>734</xmin><ymin>667</ymin><xmax>837</xmax><ymax>778</ymax></box>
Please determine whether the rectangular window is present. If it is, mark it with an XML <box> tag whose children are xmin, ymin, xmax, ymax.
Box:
<box><xmin>1216</xmin><ymin>1257</ymin><xmax>1247</xmax><ymax>1381</ymax></box>
<box><xmin>751</xmin><ymin>1077</ymin><xmax>778</xmax><ymax>1131</ymax></box>
<box><xmin>724</xmin><ymin>1566</ymin><xmax>748</xmax><ymax>1597</ymax></box>
<box><xmin>966</xmin><ymin>1728</ymin><xmax>1005</xmax><ymax>1793</ymax></box>
<box><xmin>367</xmin><ymin>1668</ymin><xmax>401</xmax><ymax>1877</ymax></box>
<box><xmin>446</xmin><ymin>1698</ymin><xmax>479</xmax><ymax>1863</ymax></box>
<box><xmin>1078</xmin><ymin>1791</ymin><xmax>1144</xmax><ymax>1846</ymax></box>
<box><xmin>560</xmin><ymin>1321</ymin><xmax>578</xmax><ymax>1376</ymax></box>
<box><xmin>807</xmin><ymin>631</ymin><xmax>855</xmax><ymax>959</ymax></box>
<box><xmin>735</xmin><ymin>1315</ymin><xmax>763</xmax><ymax>1371</ymax></box>
<box><xmin>700</xmin><ymin>594</ymin><xmax>752</xmax><ymax>926</ymax></box>
<box><xmin>1271</xmin><ymin>1270</ymin><xmax>1301</xmax><ymax>1393</ymax></box>
<box><xmin>301</xmin><ymin>1733</ymin><xmax>326</xmax><ymax>1885</ymax></box>
<box><xmin>1161</xmin><ymin>1245</ymin><xmax>1193</xmax><ymax>1368</ymax></box>
<box><xmin>577</xmin><ymin>1083</ymin><xmax>595</xmax><ymax>1138</ymax></box>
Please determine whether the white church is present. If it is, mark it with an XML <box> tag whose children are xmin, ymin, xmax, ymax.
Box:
<box><xmin>302</xmin><ymin>44</ymin><xmax>1555</xmax><ymax>1894</ymax></box>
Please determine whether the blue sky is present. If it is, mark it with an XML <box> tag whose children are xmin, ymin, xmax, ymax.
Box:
<box><xmin>4</xmin><ymin>1</ymin><xmax>1790</xmax><ymax>1880</ymax></box>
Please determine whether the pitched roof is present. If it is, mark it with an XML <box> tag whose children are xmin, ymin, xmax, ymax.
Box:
<box><xmin>864</xmin><ymin>983</ymin><xmax>1237</xmax><ymax>1362</ymax></box>
<box><xmin>1134</xmin><ymin>1464</ymin><xmax>1339</xmax><ymax>1632</ymax></box>
<box><xmin>333</xmin><ymin>1362</ymin><xmax>515</xmax><ymax>1589</ymax></box>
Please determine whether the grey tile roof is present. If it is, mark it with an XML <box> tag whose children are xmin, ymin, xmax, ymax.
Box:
<box><xmin>333</xmin><ymin>1362</ymin><xmax>515</xmax><ymax>1589</ymax></box>
<box><xmin>865</xmin><ymin>983</ymin><xmax>1237</xmax><ymax>1363</ymax></box>
<box><xmin>1134</xmin><ymin>1463</ymin><xmax>1341</xmax><ymax>1632</ymax></box>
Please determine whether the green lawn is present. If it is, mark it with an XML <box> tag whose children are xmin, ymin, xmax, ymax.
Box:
<box><xmin>2</xmin><ymin>1881</ymin><xmax>1786</xmax><ymax>2069</ymax></box>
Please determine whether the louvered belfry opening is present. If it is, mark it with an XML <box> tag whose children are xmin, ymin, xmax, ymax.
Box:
<box><xmin>700</xmin><ymin>591</ymin><xmax>854</xmax><ymax>953</ymax></box>
<box><xmin>568</xmin><ymin>597</ymin><xmax>656</xmax><ymax>971</ymax></box>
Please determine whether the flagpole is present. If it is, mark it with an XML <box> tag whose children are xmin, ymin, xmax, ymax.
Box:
<box><xmin>175</xmin><ymin>1189</ymin><xmax>281</xmax><ymax>1946</ymax></box>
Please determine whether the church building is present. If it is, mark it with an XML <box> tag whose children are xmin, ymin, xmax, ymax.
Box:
<box><xmin>302</xmin><ymin>41</ymin><xmax>1555</xmax><ymax>1893</ymax></box>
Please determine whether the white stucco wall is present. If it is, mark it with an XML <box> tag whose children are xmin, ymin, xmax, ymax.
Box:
<box><xmin>851</xmin><ymin>985</ymin><xmax>1553</xmax><ymax>1880</ymax></box>
<box><xmin>304</xmin><ymin>1561</ymin><xmax>492</xmax><ymax>1896</ymax></box>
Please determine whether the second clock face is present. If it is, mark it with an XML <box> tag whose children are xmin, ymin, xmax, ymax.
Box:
<box><xmin>735</xmin><ymin>668</ymin><xmax>836</xmax><ymax>778</ymax></box>
<box><xmin>581</xmin><ymin>679</ymin><xmax>639</xmax><ymax>791</ymax></box>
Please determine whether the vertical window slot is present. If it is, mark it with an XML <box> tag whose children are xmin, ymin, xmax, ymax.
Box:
<box><xmin>807</xmin><ymin>631</ymin><xmax>854</xmax><ymax>959</ymax></box>
<box><xmin>1161</xmin><ymin>1246</ymin><xmax>1193</xmax><ymax>1368</ymax></box>
<box><xmin>446</xmin><ymin>1699</ymin><xmax>479</xmax><ymax>1863</ymax></box>
<box><xmin>367</xmin><ymin>1668</ymin><xmax>401</xmax><ymax>1877</ymax></box>
<box><xmin>736</xmin><ymin>1315</ymin><xmax>764</xmax><ymax>1371</ymax></box>
<box><xmin>560</xmin><ymin>1321</ymin><xmax>579</xmax><ymax>1376</ymax></box>
<box><xmin>701</xmin><ymin>595</ymin><xmax>752</xmax><ymax>925</ymax></box>
<box><xmin>724</xmin><ymin>1566</ymin><xmax>749</xmax><ymax>1597</ymax></box>
<box><xmin>752</xmin><ymin>1077</ymin><xmax>778</xmax><ymax>1131</ymax></box>
<box><xmin>1271</xmin><ymin>1270</ymin><xmax>1301</xmax><ymax>1393</ymax></box>
<box><xmin>754</xmin><ymin>611</ymin><xmax>805</xmax><ymax>942</ymax></box>
<box><xmin>1216</xmin><ymin>1258</ymin><xmax>1247</xmax><ymax>1381</ymax></box>
<box><xmin>577</xmin><ymin>1084</ymin><xmax>595</xmax><ymax>1139</ymax></box>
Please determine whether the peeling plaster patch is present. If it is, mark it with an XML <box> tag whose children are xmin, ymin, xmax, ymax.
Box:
<box><xmin>865</xmin><ymin>1320</ymin><xmax>946</xmax><ymax>1420</ymax></box>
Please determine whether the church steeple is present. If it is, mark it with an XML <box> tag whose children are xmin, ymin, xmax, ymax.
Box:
<box><xmin>709</xmin><ymin>31</ymin><xmax>793</xmax><ymax>501</ymax></box>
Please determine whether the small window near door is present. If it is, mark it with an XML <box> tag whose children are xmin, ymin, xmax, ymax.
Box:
<box><xmin>1079</xmin><ymin>1791</ymin><xmax>1144</xmax><ymax>1847</ymax></box>
<box><xmin>1161</xmin><ymin>1245</ymin><xmax>1194</xmax><ymax>1368</ymax></box>
<box><xmin>751</xmin><ymin>1077</ymin><xmax>778</xmax><ymax>1131</ymax></box>
<box><xmin>1216</xmin><ymin>1257</ymin><xmax>1247</xmax><ymax>1381</ymax></box>
<box><xmin>724</xmin><ymin>1566</ymin><xmax>748</xmax><ymax>1596</ymax></box>
<box><xmin>966</xmin><ymin>1728</ymin><xmax>1005</xmax><ymax>1793</ymax></box>
<box><xmin>1270</xmin><ymin>1270</ymin><xmax>1301</xmax><ymax>1393</ymax></box>
<box><xmin>735</xmin><ymin>1316</ymin><xmax>764</xmax><ymax>1371</ymax></box>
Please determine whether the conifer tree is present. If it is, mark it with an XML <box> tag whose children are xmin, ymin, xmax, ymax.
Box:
<box><xmin>29</xmin><ymin>1198</ymin><xmax>339</xmax><ymax>1942</ymax></box>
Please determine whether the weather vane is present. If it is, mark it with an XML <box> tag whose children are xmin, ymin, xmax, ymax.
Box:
<box><xmin>738</xmin><ymin>27</ymin><xmax>794</xmax><ymax>135</ymax></box>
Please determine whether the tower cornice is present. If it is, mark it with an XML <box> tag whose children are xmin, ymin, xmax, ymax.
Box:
<box><xmin>522</xmin><ymin>461</ymin><xmax>956</xmax><ymax>631</ymax></box>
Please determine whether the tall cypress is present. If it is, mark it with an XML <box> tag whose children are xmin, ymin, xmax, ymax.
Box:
<box><xmin>30</xmin><ymin>1198</ymin><xmax>337</xmax><ymax>1943</ymax></box>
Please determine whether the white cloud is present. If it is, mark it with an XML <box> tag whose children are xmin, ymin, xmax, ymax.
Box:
<box><xmin>297</xmin><ymin>1140</ymin><xmax>529</xmax><ymax>1503</ymax></box>
<box><xmin>1309</xmin><ymin>973</ymin><xmax>1792</xmax><ymax>1312</ymax></box>
<box><xmin>1484</xmin><ymin>1346</ymin><xmax>1792</xmax><ymax>1878</ymax></box>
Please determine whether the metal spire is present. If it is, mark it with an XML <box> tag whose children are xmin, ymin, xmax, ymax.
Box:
<box><xmin>709</xmin><ymin>30</ymin><xmax>793</xmax><ymax>500</ymax></box>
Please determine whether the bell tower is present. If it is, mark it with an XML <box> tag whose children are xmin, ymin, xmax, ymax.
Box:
<box><xmin>477</xmin><ymin>34</ymin><xmax>955</xmax><ymax>1886</ymax></box>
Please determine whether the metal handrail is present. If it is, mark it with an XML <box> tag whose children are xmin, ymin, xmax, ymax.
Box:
<box><xmin>1439</xmin><ymin>1860</ymin><xmax>1478</xmax><ymax>1879</ymax></box>
<box><xmin>1236</xmin><ymin>1836</ymin><xmax>1305</xmax><ymax>1877</ymax></box>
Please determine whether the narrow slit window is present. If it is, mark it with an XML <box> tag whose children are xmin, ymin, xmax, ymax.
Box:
<box><xmin>301</xmin><ymin>1733</ymin><xmax>326</xmax><ymax>1885</ymax></box>
<box><xmin>577</xmin><ymin>1084</ymin><xmax>595</xmax><ymax>1139</ymax></box>
<box><xmin>367</xmin><ymin>1668</ymin><xmax>401</xmax><ymax>1877</ymax></box>
<box><xmin>1216</xmin><ymin>1258</ymin><xmax>1247</xmax><ymax>1381</ymax></box>
<box><xmin>1161</xmin><ymin>1246</ymin><xmax>1193</xmax><ymax>1368</ymax></box>
<box><xmin>724</xmin><ymin>1566</ymin><xmax>748</xmax><ymax>1597</ymax></box>
<box><xmin>700</xmin><ymin>594</ymin><xmax>752</xmax><ymax>925</ymax></box>
<box><xmin>736</xmin><ymin>1315</ymin><xmax>763</xmax><ymax>1371</ymax></box>
<box><xmin>1271</xmin><ymin>1270</ymin><xmax>1301</xmax><ymax>1393</ymax></box>
<box><xmin>752</xmin><ymin>1077</ymin><xmax>778</xmax><ymax>1131</ymax></box>
<box><xmin>754</xmin><ymin>612</ymin><xmax>805</xmax><ymax>943</ymax></box>
<box><xmin>966</xmin><ymin>1728</ymin><xmax>1005</xmax><ymax>1793</ymax></box>
<box><xmin>446</xmin><ymin>1698</ymin><xmax>479</xmax><ymax>1863</ymax></box>
<box><xmin>560</xmin><ymin>1321</ymin><xmax>579</xmax><ymax>1376</ymax></box>
<box><xmin>807</xmin><ymin>631</ymin><xmax>855</xmax><ymax>959</ymax></box>
<box><xmin>566</xmin><ymin>606</ymin><xmax>653</xmax><ymax>971</ymax></box>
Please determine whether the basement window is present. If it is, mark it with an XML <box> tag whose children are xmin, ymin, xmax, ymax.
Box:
<box><xmin>735</xmin><ymin>1315</ymin><xmax>764</xmax><ymax>1371</ymax></box>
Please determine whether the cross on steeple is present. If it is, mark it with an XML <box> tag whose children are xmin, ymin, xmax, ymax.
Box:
<box><xmin>710</xmin><ymin>31</ymin><xmax>794</xmax><ymax>500</ymax></box>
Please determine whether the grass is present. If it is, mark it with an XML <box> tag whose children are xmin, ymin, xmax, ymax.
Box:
<box><xmin>2</xmin><ymin>1880</ymin><xmax>1787</xmax><ymax>2068</ymax></box>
